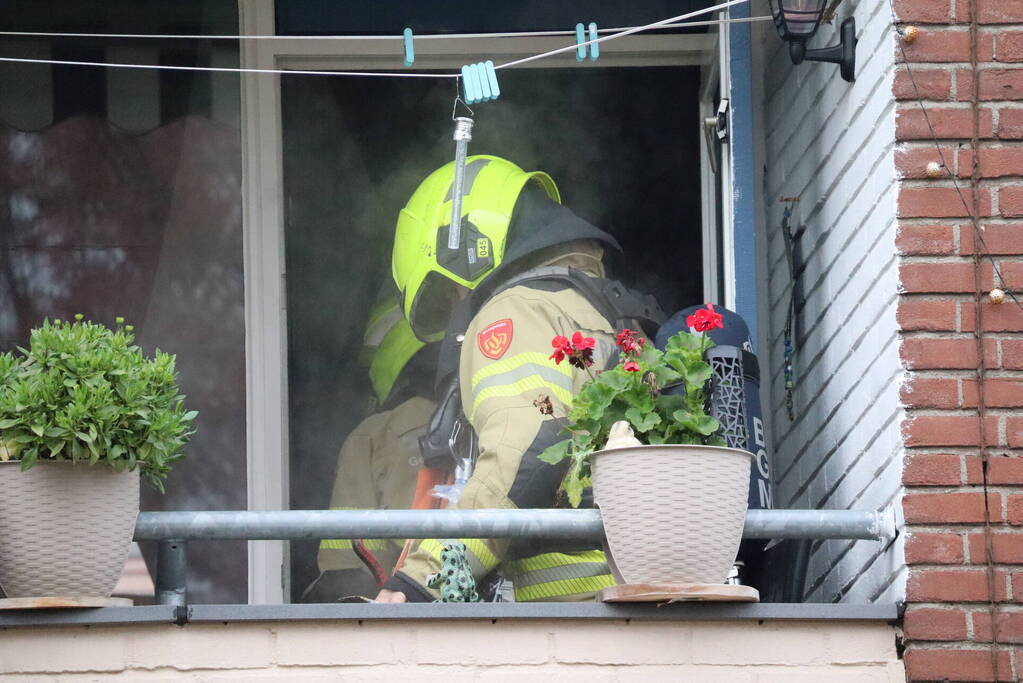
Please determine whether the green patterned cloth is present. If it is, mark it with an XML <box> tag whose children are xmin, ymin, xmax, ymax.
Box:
<box><xmin>426</xmin><ymin>542</ymin><xmax>480</xmax><ymax>603</ymax></box>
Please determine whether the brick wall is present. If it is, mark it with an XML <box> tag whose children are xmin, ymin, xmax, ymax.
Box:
<box><xmin>0</xmin><ymin>619</ymin><xmax>902</xmax><ymax>680</ymax></box>
<box><xmin>895</xmin><ymin>1</ymin><xmax>1023</xmax><ymax>681</ymax></box>
<box><xmin>758</xmin><ymin>0</ymin><xmax>905</xmax><ymax>603</ymax></box>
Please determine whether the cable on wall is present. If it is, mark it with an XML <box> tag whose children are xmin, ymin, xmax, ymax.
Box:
<box><xmin>888</xmin><ymin>0</ymin><xmax>1012</xmax><ymax>674</ymax></box>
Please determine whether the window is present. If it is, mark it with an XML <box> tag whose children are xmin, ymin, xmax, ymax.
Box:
<box><xmin>0</xmin><ymin>0</ymin><xmax>246</xmax><ymax>604</ymax></box>
<box><xmin>0</xmin><ymin>0</ymin><xmax>749</xmax><ymax>605</ymax></box>
<box><xmin>241</xmin><ymin>0</ymin><xmax>737</xmax><ymax>602</ymax></box>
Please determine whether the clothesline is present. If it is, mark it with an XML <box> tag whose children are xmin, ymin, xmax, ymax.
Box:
<box><xmin>0</xmin><ymin>0</ymin><xmax>753</xmax><ymax>79</ymax></box>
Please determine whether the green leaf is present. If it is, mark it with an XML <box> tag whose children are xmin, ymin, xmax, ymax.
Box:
<box><xmin>621</xmin><ymin>387</ymin><xmax>654</xmax><ymax>412</ymax></box>
<box><xmin>673</xmin><ymin>410</ymin><xmax>720</xmax><ymax>436</ymax></box>
<box><xmin>538</xmin><ymin>439</ymin><xmax>571</xmax><ymax>465</ymax></box>
<box><xmin>596</xmin><ymin>370</ymin><xmax>631</xmax><ymax>392</ymax></box>
<box><xmin>0</xmin><ymin>418</ymin><xmax>20</xmax><ymax>430</ymax></box>
<box><xmin>562</xmin><ymin>457</ymin><xmax>587</xmax><ymax>508</ymax></box>
<box><xmin>666</xmin><ymin>332</ymin><xmax>702</xmax><ymax>352</ymax></box>
<box><xmin>29</xmin><ymin>424</ymin><xmax>45</xmax><ymax>437</ymax></box>
<box><xmin>625</xmin><ymin>406</ymin><xmax>661</xmax><ymax>433</ymax></box>
<box><xmin>651</xmin><ymin>365</ymin><xmax>681</xmax><ymax>387</ymax></box>
<box><xmin>683</xmin><ymin>361</ymin><xmax>713</xmax><ymax>388</ymax></box>
<box><xmin>586</xmin><ymin>382</ymin><xmax>616</xmax><ymax>411</ymax></box>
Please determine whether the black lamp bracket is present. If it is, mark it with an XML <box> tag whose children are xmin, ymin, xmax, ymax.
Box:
<box><xmin>788</xmin><ymin>16</ymin><xmax>857</xmax><ymax>82</ymax></box>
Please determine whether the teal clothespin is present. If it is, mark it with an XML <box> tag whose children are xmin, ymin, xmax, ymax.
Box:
<box><xmin>575</xmin><ymin>22</ymin><xmax>599</xmax><ymax>61</ymax></box>
<box><xmin>460</xmin><ymin>61</ymin><xmax>499</xmax><ymax>105</ymax></box>
<box><xmin>403</xmin><ymin>27</ymin><xmax>415</xmax><ymax>67</ymax></box>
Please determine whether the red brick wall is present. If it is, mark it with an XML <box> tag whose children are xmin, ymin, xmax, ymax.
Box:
<box><xmin>896</xmin><ymin>1</ymin><xmax>1023</xmax><ymax>681</ymax></box>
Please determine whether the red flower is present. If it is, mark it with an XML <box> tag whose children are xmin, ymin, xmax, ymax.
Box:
<box><xmin>686</xmin><ymin>303</ymin><xmax>724</xmax><ymax>333</ymax></box>
<box><xmin>572</xmin><ymin>331</ymin><xmax>596</xmax><ymax>350</ymax></box>
<box><xmin>615</xmin><ymin>328</ymin><xmax>646</xmax><ymax>356</ymax></box>
<box><xmin>623</xmin><ymin>360</ymin><xmax>640</xmax><ymax>372</ymax></box>
<box><xmin>549</xmin><ymin>332</ymin><xmax>595</xmax><ymax>368</ymax></box>
<box><xmin>549</xmin><ymin>335</ymin><xmax>572</xmax><ymax>364</ymax></box>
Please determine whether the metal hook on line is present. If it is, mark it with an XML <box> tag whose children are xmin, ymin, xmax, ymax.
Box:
<box><xmin>451</xmin><ymin>76</ymin><xmax>475</xmax><ymax>120</ymax></box>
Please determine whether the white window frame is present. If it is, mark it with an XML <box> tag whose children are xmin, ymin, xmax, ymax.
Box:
<box><xmin>239</xmin><ymin>0</ymin><xmax>732</xmax><ymax>603</ymax></box>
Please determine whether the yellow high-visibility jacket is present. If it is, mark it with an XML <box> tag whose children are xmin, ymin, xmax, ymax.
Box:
<box><xmin>392</xmin><ymin>252</ymin><xmax>618</xmax><ymax>602</ymax></box>
<box><xmin>317</xmin><ymin>396</ymin><xmax>434</xmax><ymax>574</ymax></box>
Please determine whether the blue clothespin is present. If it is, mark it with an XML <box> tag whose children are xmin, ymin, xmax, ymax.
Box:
<box><xmin>403</xmin><ymin>28</ymin><xmax>415</xmax><ymax>67</ymax></box>
<box><xmin>575</xmin><ymin>22</ymin><xmax>599</xmax><ymax>62</ymax></box>
<box><xmin>460</xmin><ymin>61</ymin><xmax>500</xmax><ymax>105</ymax></box>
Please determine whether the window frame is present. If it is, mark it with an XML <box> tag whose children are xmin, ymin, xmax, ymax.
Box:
<box><xmin>238</xmin><ymin>0</ymin><xmax>742</xmax><ymax>604</ymax></box>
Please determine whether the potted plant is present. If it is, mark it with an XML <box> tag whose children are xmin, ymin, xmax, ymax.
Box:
<box><xmin>0</xmin><ymin>315</ymin><xmax>196</xmax><ymax>601</ymax></box>
<box><xmin>539</xmin><ymin>304</ymin><xmax>753</xmax><ymax>589</ymax></box>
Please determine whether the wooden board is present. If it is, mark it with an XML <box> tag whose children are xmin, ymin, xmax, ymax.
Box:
<box><xmin>0</xmin><ymin>596</ymin><xmax>133</xmax><ymax>610</ymax></box>
<box><xmin>598</xmin><ymin>583</ymin><xmax>760</xmax><ymax>603</ymax></box>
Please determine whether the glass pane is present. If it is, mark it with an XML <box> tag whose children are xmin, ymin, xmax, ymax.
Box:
<box><xmin>0</xmin><ymin>0</ymin><xmax>245</xmax><ymax>604</ymax></box>
<box><xmin>281</xmin><ymin>67</ymin><xmax>703</xmax><ymax>601</ymax></box>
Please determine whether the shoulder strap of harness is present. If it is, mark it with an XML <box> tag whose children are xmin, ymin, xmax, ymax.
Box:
<box><xmin>482</xmin><ymin>266</ymin><xmax>666</xmax><ymax>336</ymax></box>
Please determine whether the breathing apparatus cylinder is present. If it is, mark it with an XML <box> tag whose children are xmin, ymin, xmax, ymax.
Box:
<box><xmin>654</xmin><ymin>306</ymin><xmax>773</xmax><ymax>514</ymax></box>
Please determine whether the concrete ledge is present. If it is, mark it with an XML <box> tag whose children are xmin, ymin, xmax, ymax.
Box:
<box><xmin>0</xmin><ymin>601</ymin><xmax>899</xmax><ymax>628</ymax></box>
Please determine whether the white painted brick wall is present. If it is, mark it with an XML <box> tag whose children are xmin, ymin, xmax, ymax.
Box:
<box><xmin>0</xmin><ymin>619</ymin><xmax>903</xmax><ymax>680</ymax></box>
<box><xmin>755</xmin><ymin>0</ymin><xmax>904</xmax><ymax>603</ymax></box>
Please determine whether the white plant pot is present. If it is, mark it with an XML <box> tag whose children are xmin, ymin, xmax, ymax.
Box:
<box><xmin>0</xmin><ymin>460</ymin><xmax>140</xmax><ymax>598</ymax></box>
<box><xmin>591</xmin><ymin>444</ymin><xmax>753</xmax><ymax>585</ymax></box>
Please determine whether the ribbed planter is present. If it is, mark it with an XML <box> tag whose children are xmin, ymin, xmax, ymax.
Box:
<box><xmin>0</xmin><ymin>460</ymin><xmax>139</xmax><ymax>598</ymax></box>
<box><xmin>591</xmin><ymin>444</ymin><xmax>753</xmax><ymax>585</ymax></box>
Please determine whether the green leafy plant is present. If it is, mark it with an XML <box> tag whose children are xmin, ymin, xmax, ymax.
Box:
<box><xmin>538</xmin><ymin>305</ymin><xmax>726</xmax><ymax>507</ymax></box>
<box><xmin>0</xmin><ymin>315</ymin><xmax>196</xmax><ymax>491</ymax></box>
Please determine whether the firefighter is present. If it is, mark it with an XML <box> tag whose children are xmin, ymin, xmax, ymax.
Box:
<box><xmin>377</xmin><ymin>155</ymin><xmax>658</xmax><ymax>603</ymax></box>
<box><xmin>303</xmin><ymin>295</ymin><xmax>436</xmax><ymax>601</ymax></box>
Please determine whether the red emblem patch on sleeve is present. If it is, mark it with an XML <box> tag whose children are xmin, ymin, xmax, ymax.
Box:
<box><xmin>477</xmin><ymin>319</ymin><xmax>514</xmax><ymax>360</ymax></box>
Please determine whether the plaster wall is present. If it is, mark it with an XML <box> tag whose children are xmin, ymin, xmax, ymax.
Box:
<box><xmin>756</xmin><ymin>0</ymin><xmax>904</xmax><ymax>603</ymax></box>
<box><xmin>0</xmin><ymin>619</ymin><xmax>903</xmax><ymax>681</ymax></box>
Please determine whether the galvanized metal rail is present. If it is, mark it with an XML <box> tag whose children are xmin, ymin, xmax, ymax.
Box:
<box><xmin>134</xmin><ymin>508</ymin><xmax>894</xmax><ymax>606</ymax></box>
<box><xmin>134</xmin><ymin>508</ymin><xmax>891</xmax><ymax>542</ymax></box>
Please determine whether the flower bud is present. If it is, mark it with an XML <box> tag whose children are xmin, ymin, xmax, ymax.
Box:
<box><xmin>115</xmin><ymin>316</ymin><xmax>125</xmax><ymax>325</ymax></box>
<box><xmin>74</xmin><ymin>313</ymin><xmax>84</xmax><ymax>321</ymax></box>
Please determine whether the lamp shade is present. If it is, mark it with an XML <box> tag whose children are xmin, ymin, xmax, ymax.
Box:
<box><xmin>769</xmin><ymin>0</ymin><xmax>827</xmax><ymax>40</ymax></box>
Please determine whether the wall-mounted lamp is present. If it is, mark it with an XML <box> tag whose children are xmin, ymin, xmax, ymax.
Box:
<box><xmin>768</xmin><ymin>0</ymin><xmax>857</xmax><ymax>82</ymax></box>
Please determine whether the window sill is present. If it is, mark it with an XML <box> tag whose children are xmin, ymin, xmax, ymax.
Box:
<box><xmin>0</xmin><ymin>601</ymin><xmax>899</xmax><ymax>628</ymax></box>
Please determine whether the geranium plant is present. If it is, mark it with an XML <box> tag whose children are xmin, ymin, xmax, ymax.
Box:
<box><xmin>539</xmin><ymin>304</ymin><xmax>726</xmax><ymax>506</ymax></box>
<box><xmin>0</xmin><ymin>315</ymin><xmax>196</xmax><ymax>491</ymax></box>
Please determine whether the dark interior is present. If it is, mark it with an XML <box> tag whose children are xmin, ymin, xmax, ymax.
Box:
<box><xmin>281</xmin><ymin>66</ymin><xmax>705</xmax><ymax>599</ymax></box>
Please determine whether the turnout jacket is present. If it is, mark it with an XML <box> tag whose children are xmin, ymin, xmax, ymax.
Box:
<box><xmin>388</xmin><ymin>252</ymin><xmax>620</xmax><ymax>602</ymax></box>
<box><xmin>318</xmin><ymin>396</ymin><xmax>435</xmax><ymax>574</ymax></box>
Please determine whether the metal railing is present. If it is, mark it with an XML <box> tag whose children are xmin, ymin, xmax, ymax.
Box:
<box><xmin>134</xmin><ymin>508</ymin><xmax>895</xmax><ymax>606</ymax></box>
